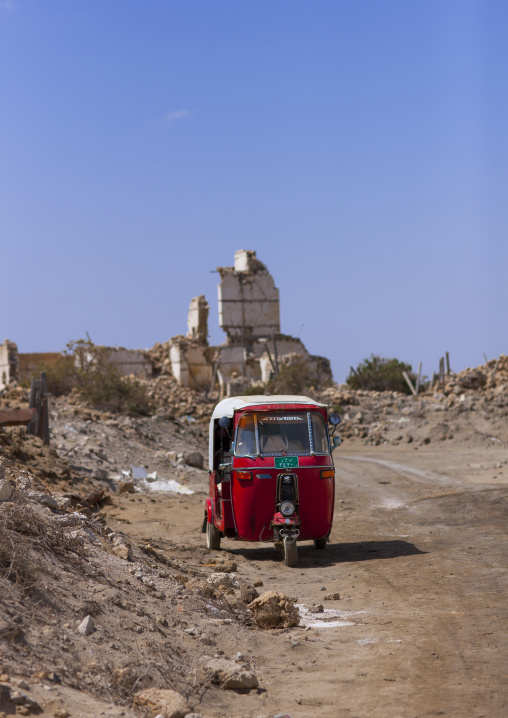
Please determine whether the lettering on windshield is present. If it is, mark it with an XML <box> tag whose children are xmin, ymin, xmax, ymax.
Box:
<box><xmin>261</xmin><ymin>416</ymin><xmax>304</xmax><ymax>422</ymax></box>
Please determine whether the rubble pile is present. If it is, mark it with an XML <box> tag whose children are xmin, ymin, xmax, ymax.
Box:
<box><xmin>143</xmin><ymin>373</ymin><xmax>214</xmax><ymax>420</ymax></box>
<box><xmin>167</xmin><ymin>250</ymin><xmax>332</xmax><ymax>396</ymax></box>
<box><xmin>0</xmin><ymin>454</ymin><xmax>263</xmax><ymax>716</ymax></box>
<box><xmin>248</xmin><ymin>591</ymin><xmax>300</xmax><ymax>629</ymax></box>
<box><xmin>144</xmin><ymin>340</ymin><xmax>173</xmax><ymax>376</ymax></box>
<box><xmin>319</xmin><ymin>355</ymin><xmax>508</xmax><ymax>447</ymax></box>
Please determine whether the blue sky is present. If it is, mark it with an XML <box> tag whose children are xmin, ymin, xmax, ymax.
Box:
<box><xmin>1</xmin><ymin>1</ymin><xmax>506</xmax><ymax>383</ymax></box>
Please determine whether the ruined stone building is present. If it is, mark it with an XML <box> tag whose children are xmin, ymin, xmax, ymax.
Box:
<box><xmin>1</xmin><ymin>250</ymin><xmax>331</xmax><ymax>398</ymax></box>
<box><xmin>169</xmin><ymin>250</ymin><xmax>331</xmax><ymax>396</ymax></box>
<box><xmin>0</xmin><ymin>339</ymin><xmax>18</xmax><ymax>390</ymax></box>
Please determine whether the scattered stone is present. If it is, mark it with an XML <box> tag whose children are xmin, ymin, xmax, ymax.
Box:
<box><xmin>118</xmin><ymin>480</ymin><xmax>135</xmax><ymax>494</ymax></box>
<box><xmin>77</xmin><ymin>615</ymin><xmax>95</xmax><ymax>636</ymax></box>
<box><xmin>324</xmin><ymin>592</ymin><xmax>341</xmax><ymax>601</ymax></box>
<box><xmin>53</xmin><ymin>709</ymin><xmax>70</xmax><ymax>718</ymax></box>
<box><xmin>111</xmin><ymin>541</ymin><xmax>132</xmax><ymax>561</ymax></box>
<box><xmin>207</xmin><ymin>572</ymin><xmax>238</xmax><ymax>588</ymax></box>
<box><xmin>84</xmin><ymin>489</ymin><xmax>105</xmax><ymax>506</ymax></box>
<box><xmin>183</xmin><ymin>451</ymin><xmax>204</xmax><ymax>469</ymax></box>
<box><xmin>55</xmin><ymin>496</ymin><xmax>72</xmax><ymax>509</ymax></box>
<box><xmin>26</xmin><ymin>490</ymin><xmax>58</xmax><ymax>509</ymax></box>
<box><xmin>16</xmin><ymin>680</ymin><xmax>30</xmax><ymax>690</ymax></box>
<box><xmin>308</xmin><ymin>604</ymin><xmax>324</xmax><ymax>613</ymax></box>
<box><xmin>198</xmin><ymin>658</ymin><xmax>258</xmax><ymax>692</ymax></box>
<box><xmin>0</xmin><ymin>479</ymin><xmax>14</xmax><ymax>502</ymax></box>
<box><xmin>220</xmin><ymin>560</ymin><xmax>237</xmax><ymax>573</ymax></box>
<box><xmin>81</xmin><ymin>526</ymin><xmax>99</xmax><ymax>543</ymax></box>
<box><xmin>253</xmin><ymin>579</ymin><xmax>264</xmax><ymax>587</ymax></box>
<box><xmin>133</xmin><ymin>687</ymin><xmax>188</xmax><ymax>718</ymax></box>
<box><xmin>249</xmin><ymin>591</ymin><xmax>300</xmax><ymax>629</ymax></box>
<box><xmin>221</xmin><ymin>668</ymin><xmax>258</xmax><ymax>691</ymax></box>
<box><xmin>15</xmin><ymin>475</ymin><xmax>32</xmax><ymax>491</ymax></box>
<box><xmin>240</xmin><ymin>584</ymin><xmax>259</xmax><ymax>604</ymax></box>
<box><xmin>55</xmin><ymin>513</ymin><xmax>84</xmax><ymax>527</ymax></box>
<box><xmin>8</xmin><ymin>690</ymin><xmax>40</xmax><ymax>712</ymax></box>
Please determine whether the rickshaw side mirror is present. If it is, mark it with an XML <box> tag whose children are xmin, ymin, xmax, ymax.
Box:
<box><xmin>332</xmin><ymin>436</ymin><xmax>342</xmax><ymax>450</ymax></box>
<box><xmin>329</xmin><ymin>413</ymin><xmax>341</xmax><ymax>436</ymax></box>
<box><xmin>218</xmin><ymin>416</ymin><xmax>231</xmax><ymax>428</ymax></box>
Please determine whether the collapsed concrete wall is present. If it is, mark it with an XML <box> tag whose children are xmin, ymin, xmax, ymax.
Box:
<box><xmin>169</xmin><ymin>338</ymin><xmax>215</xmax><ymax>389</ymax></box>
<box><xmin>187</xmin><ymin>295</ymin><xmax>209</xmax><ymax>344</ymax></box>
<box><xmin>18</xmin><ymin>352</ymin><xmax>64</xmax><ymax>382</ymax></box>
<box><xmin>218</xmin><ymin>250</ymin><xmax>280</xmax><ymax>341</ymax></box>
<box><xmin>169</xmin><ymin>250</ymin><xmax>332</xmax><ymax>396</ymax></box>
<box><xmin>106</xmin><ymin>348</ymin><xmax>152</xmax><ymax>378</ymax></box>
<box><xmin>0</xmin><ymin>339</ymin><xmax>18</xmax><ymax>390</ymax></box>
<box><xmin>16</xmin><ymin>348</ymin><xmax>152</xmax><ymax>384</ymax></box>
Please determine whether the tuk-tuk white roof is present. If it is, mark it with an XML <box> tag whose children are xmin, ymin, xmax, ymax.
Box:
<box><xmin>211</xmin><ymin>395</ymin><xmax>327</xmax><ymax>420</ymax></box>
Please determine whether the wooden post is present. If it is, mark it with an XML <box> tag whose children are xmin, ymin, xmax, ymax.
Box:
<box><xmin>272</xmin><ymin>335</ymin><xmax>279</xmax><ymax>375</ymax></box>
<box><xmin>265</xmin><ymin>344</ymin><xmax>277</xmax><ymax>375</ymax></box>
<box><xmin>439</xmin><ymin>357</ymin><xmax>445</xmax><ymax>392</ymax></box>
<box><xmin>403</xmin><ymin>371</ymin><xmax>417</xmax><ymax>396</ymax></box>
<box><xmin>40</xmin><ymin>372</ymin><xmax>49</xmax><ymax>444</ymax></box>
<box><xmin>416</xmin><ymin>362</ymin><xmax>422</xmax><ymax>394</ymax></box>
<box><xmin>27</xmin><ymin>372</ymin><xmax>50</xmax><ymax>444</ymax></box>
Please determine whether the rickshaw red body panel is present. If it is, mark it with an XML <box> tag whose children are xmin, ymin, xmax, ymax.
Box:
<box><xmin>208</xmin><ymin>399</ymin><xmax>336</xmax><ymax>545</ymax></box>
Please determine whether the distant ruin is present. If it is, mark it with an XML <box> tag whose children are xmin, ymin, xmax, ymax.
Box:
<box><xmin>0</xmin><ymin>340</ymin><xmax>18</xmax><ymax>390</ymax></box>
<box><xmin>169</xmin><ymin>250</ymin><xmax>331</xmax><ymax>396</ymax></box>
<box><xmin>1</xmin><ymin>250</ymin><xmax>332</xmax><ymax>398</ymax></box>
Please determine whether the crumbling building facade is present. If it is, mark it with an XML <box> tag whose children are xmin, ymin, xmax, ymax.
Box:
<box><xmin>0</xmin><ymin>339</ymin><xmax>18</xmax><ymax>390</ymax></box>
<box><xmin>169</xmin><ymin>250</ymin><xmax>331</xmax><ymax>396</ymax></box>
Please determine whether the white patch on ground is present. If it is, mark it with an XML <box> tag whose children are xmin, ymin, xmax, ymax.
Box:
<box><xmin>297</xmin><ymin>604</ymin><xmax>366</xmax><ymax>628</ymax></box>
<box><xmin>137</xmin><ymin>478</ymin><xmax>194</xmax><ymax>494</ymax></box>
<box><xmin>356</xmin><ymin>637</ymin><xmax>377</xmax><ymax>645</ymax></box>
<box><xmin>380</xmin><ymin>498</ymin><xmax>406</xmax><ymax>509</ymax></box>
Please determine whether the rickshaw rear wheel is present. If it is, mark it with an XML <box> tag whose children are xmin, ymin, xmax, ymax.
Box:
<box><xmin>283</xmin><ymin>537</ymin><xmax>298</xmax><ymax>567</ymax></box>
<box><xmin>314</xmin><ymin>537</ymin><xmax>327</xmax><ymax>550</ymax></box>
<box><xmin>206</xmin><ymin>521</ymin><xmax>221</xmax><ymax>550</ymax></box>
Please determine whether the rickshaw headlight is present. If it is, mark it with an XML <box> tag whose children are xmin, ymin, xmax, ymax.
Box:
<box><xmin>280</xmin><ymin>500</ymin><xmax>295</xmax><ymax>517</ymax></box>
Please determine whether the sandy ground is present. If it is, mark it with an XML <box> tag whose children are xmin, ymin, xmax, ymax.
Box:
<box><xmin>101</xmin><ymin>439</ymin><xmax>508</xmax><ymax>718</ymax></box>
<box><xmin>2</xmin><ymin>380</ymin><xmax>508</xmax><ymax>718</ymax></box>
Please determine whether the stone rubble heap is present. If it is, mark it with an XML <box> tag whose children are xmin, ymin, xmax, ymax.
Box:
<box><xmin>0</xmin><ymin>454</ymin><xmax>283</xmax><ymax>716</ymax></box>
<box><xmin>320</xmin><ymin>355</ymin><xmax>508</xmax><ymax>447</ymax></box>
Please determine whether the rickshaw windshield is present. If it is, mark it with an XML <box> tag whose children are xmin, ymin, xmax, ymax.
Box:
<box><xmin>235</xmin><ymin>411</ymin><xmax>330</xmax><ymax>457</ymax></box>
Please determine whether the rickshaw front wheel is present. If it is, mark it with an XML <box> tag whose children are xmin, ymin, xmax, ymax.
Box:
<box><xmin>283</xmin><ymin>537</ymin><xmax>298</xmax><ymax>567</ymax></box>
<box><xmin>206</xmin><ymin>521</ymin><xmax>221</xmax><ymax>550</ymax></box>
<box><xmin>314</xmin><ymin>537</ymin><xmax>327</xmax><ymax>550</ymax></box>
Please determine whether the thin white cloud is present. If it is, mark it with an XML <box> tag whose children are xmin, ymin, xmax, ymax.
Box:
<box><xmin>162</xmin><ymin>109</ymin><xmax>193</xmax><ymax>125</ymax></box>
<box><xmin>2</xmin><ymin>0</ymin><xmax>15</xmax><ymax>10</ymax></box>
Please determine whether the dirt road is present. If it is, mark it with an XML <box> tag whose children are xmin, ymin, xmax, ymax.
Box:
<box><xmin>105</xmin><ymin>441</ymin><xmax>508</xmax><ymax>718</ymax></box>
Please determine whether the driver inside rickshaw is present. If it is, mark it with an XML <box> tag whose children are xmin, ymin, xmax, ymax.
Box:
<box><xmin>236</xmin><ymin>412</ymin><xmax>314</xmax><ymax>456</ymax></box>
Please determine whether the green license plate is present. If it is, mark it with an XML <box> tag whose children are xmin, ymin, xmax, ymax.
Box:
<box><xmin>274</xmin><ymin>456</ymin><xmax>299</xmax><ymax>469</ymax></box>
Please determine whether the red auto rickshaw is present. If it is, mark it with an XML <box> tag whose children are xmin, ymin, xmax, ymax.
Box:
<box><xmin>203</xmin><ymin>394</ymin><xmax>341</xmax><ymax>566</ymax></box>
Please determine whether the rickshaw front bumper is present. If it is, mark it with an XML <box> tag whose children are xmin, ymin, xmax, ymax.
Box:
<box><xmin>271</xmin><ymin>513</ymin><xmax>300</xmax><ymax>542</ymax></box>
